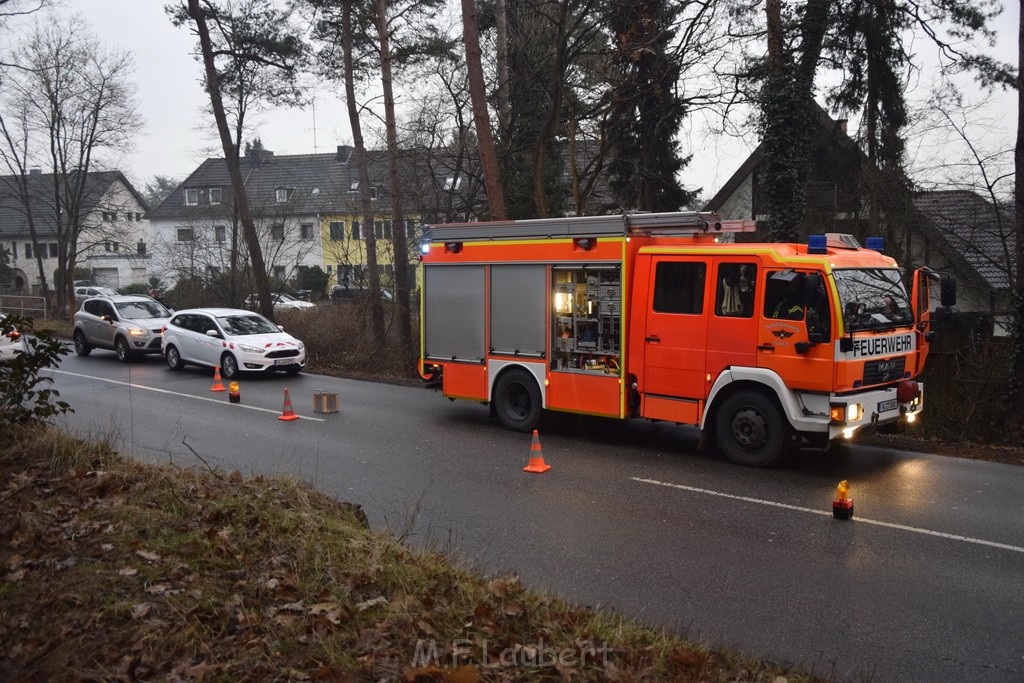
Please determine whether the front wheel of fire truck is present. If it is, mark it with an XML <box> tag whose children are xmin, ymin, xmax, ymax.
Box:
<box><xmin>494</xmin><ymin>368</ymin><xmax>542</xmax><ymax>432</ymax></box>
<box><xmin>715</xmin><ymin>390</ymin><xmax>791</xmax><ymax>467</ymax></box>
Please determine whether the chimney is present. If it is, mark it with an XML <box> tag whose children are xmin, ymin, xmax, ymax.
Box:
<box><xmin>837</xmin><ymin>119</ymin><xmax>849</xmax><ymax>134</ymax></box>
<box><xmin>337</xmin><ymin>145</ymin><xmax>354</xmax><ymax>164</ymax></box>
<box><xmin>29</xmin><ymin>168</ymin><xmax>42</xmax><ymax>177</ymax></box>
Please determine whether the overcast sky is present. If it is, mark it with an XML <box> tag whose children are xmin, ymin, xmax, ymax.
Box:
<box><xmin>52</xmin><ymin>0</ymin><xmax>1023</xmax><ymax>201</ymax></box>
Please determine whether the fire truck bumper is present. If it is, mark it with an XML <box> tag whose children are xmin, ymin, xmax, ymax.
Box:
<box><xmin>825</xmin><ymin>383</ymin><xmax>924</xmax><ymax>440</ymax></box>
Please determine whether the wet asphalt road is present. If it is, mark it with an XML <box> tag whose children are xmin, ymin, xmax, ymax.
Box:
<box><xmin>45</xmin><ymin>351</ymin><xmax>1024</xmax><ymax>682</ymax></box>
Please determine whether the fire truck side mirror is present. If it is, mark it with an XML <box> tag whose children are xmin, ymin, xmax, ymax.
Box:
<box><xmin>939</xmin><ymin>273</ymin><xmax>957</xmax><ymax>307</ymax></box>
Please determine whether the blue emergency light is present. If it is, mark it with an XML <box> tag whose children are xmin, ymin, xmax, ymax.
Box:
<box><xmin>865</xmin><ymin>237</ymin><xmax>884</xmax><ymax>252</ymax></box>
<box><xmin>808</xmin><ymin>234</ymin><xmax>828</xmax><ymax>254</ymax></box>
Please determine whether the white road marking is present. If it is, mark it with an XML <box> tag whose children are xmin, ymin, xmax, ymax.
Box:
<box><xmin>51</xmin><ymin>369</ymin><xmax>325</xmax><ymax>422</ymax></box>
<box><xmin>631</xmin><ymin>476</ymin><xmax>1024</xmax><ymax>555</ymax></box>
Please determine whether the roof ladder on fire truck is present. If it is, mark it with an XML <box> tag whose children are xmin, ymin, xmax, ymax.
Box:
<box><xmin>425</xmin><ymin>211</ymin><xmax>757</xmax><ymax>243</ymax></box>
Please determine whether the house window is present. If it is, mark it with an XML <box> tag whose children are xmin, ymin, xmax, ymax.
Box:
<box><xmin>326</xmin><ymin>264</ymin><xmax>333</xmax><ymax>274</ymax></box>
<box><xmin>374</xmin><ymin>221</ymin><xmax>383</xmax><ymax>239</ymax></box>
<box><xmin>369</xmin><ymin>186</ymin><xmax>378</xmax><ymax>199</ymax></box>
<box><xmin>49</xmin><ymin>243</ymin><xmax>58</xmax><ymax>258</ymax></box>
<box><xmin>104</xmin><ymin>241</ymin><xmax>119</xmax><ymax>252</ymax></box>
<box><xmin>206</xmin><ymin>266</ymin><xmax>221</xmax><ymax>277</ymax></box>
<box><xmin>301</xmin><ymin>223</ymin><xmax>313</xmax><ymax>240</ymax></box>
<box><xmin>126</xmin><ymin>212</ymin><xmax>134</xmax><ymax>222</ymax></box>
<box><xmin>444</xmin><ymin>175</ymin><xmax>462</xmax><ymax>191</ymax></box>
<box><xmin>137</xmin><ymin>241</ymin><xmax>146</xmax><ymax>256</ymax></box>
<box><xmin>349</xmin><ymin>182</ymin><xmax>359</xmax><ymax>192</ymax></box>
<box><xmin>329</xmin><ymin>221</ymin><xmax>344</xmax><ymax>240</ymax></box>
<box><xmin>271</xmin><ymin>224</ymin><xmax>285</xmax><ymax>241</ymax></box>
<box><xmin>136</xmin><ymin>213</ymin><xmax>143</xmax><ymax>221</ymax></box>
<box><xmin>351</xmin><ymin>221</ymin><xmax>361</xmax><ymax>239</ymax></box>
<box><xmin>105</xmin><ymin>242</ymin><xmax>112</xmax><ymax>252</ymax></box>
<box><xmin>24</xmin><ymin>243</ymin><xmax>32</xmax><ymax>259</ymax></box>
<box><xmin>275</xmin><ymin>188</ymin><xmax>288</xmax><ymax>203</ymax></box>
<box><xmin>273</xmin><ymin>266</ymin><xmax>286</xmax><ymax>280</ymax></box>
<box><xmin>210</xmin><ymin>188</ymin><xmax>222</xmax><ymax>205</ymax></box>
<box><xmin>185</xmin><ymin>189</ymin><xmax>199</xmax><ymax>206</ymax></box>
<box><xmin>215</xmin><ymin>226</ymin><xmax>226</xmax><ymax>243</ymax></box>
<box><xmin>384</xmin><ymin>220</ymin><xmax>392</xmax><ymax>239</ymax></box>
<box><xmin>177</xmin><ymin>228</ymin><xmax>195</xmax><ymax>242</ymax></box>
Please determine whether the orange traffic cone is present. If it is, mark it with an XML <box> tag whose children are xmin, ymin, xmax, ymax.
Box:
<box><xmin>210</xmin><ymin>366</ymin><xmax>226</xmax><ymax>392</ymax></box>
<box><xmin>278</xmin><ymin>387</ymin><xmax>299</xmax><ymax>421</ymax></box>
<box><xmin>523</xmin><ymin>430</ymin><xmax>551</xmax><ymax>473</ymax></box>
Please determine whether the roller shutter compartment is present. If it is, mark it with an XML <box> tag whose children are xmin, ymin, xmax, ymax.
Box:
<box><xmin>423</xmin><ymin>265</ymin><xmax>485</xmax><ymax>362</ymax></box>
<box><xmin>489</xmin><ymin>265</ymin><xmax>546</xmax><ymax>357</ymax></box>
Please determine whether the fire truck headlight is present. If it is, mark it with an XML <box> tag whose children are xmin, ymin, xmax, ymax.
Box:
<box><xmin>421</xmin><ymin>242</ymin><xmax>430</xmax><ymax>254</ymax></box>
<box><xmin>847</xmin><ymin>403</ymin><xmax>863</xmax><ymax>422</ymax></box>
<box><xmin>906</xmin><ymin>412</ymin><xmax>917</xmax><ymax>424</ymax></box>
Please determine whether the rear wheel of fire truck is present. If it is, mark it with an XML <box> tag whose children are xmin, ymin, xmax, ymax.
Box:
<box><xmin>715</xmin><ymin>390</ymin><xmax>791</xmax><ymax>467</ymax></box>
<box><xmin>494</xmin><ymin>368</ymin><xmax>542</xmax><ymax>432</ymax></box>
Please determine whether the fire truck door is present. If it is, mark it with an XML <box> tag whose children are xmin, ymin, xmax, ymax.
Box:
<box><xmin>706</xmin><ymin>259</ymin><xmax>760</xmax><ymax>379</ymax></box>
<box><xmin>757</xmin><ymin>269</ymin><xmax>835</xmax><ymax>393</ymax></box>
<box><xmin>642</xmin><ymin>258</ymin><xmax>711</xmax><ymax>414</ymax></box>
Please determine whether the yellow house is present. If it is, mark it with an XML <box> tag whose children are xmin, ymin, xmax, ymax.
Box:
<box><xmin>320</xmin><ymin>214</ymin><xmax>419</xmax><ymax>291</ymax></box>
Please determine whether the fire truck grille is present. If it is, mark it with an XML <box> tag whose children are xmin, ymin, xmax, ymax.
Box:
<box><xmin>266</xmin><ymin>349</ymin><xmax>300</xmax><ymax>359</ymax></box>
<box><xmin>862</xmin><ymin>357</ymin><xmax>906</xmax><ymax>386</ymax></box>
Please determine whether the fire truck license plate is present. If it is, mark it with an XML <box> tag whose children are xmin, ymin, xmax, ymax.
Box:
<box><xmin>877</xmin><ymin>399</ymin><xmax>898</xmax><ymax>413</ymax></box>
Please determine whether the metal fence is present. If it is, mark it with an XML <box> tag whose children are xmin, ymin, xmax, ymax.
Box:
<box><xmin>0</xmin><ymin>294</ymin><xmax>47</xmax><ymax>318</ymax></box>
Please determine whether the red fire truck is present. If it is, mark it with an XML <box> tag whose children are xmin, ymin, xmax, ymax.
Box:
<box><xmin>417</xmin><ymin>211</ymin><xmax>955</xmax><ymax>466</ymax></box>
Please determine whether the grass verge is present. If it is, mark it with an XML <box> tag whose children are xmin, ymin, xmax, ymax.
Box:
<box><xmin>0</xmin><ymin>425</ymin><xmax>812</xmax><ymax>681</ymax></box>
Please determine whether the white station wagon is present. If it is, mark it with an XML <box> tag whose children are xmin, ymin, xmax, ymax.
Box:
<box><xmin>161</xmin><ymin>307</ymin><xmax>306</xmax><ymax>379</ymax></box>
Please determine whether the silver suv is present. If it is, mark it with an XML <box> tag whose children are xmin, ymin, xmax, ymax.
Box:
<box><xmin>73</xmin><ymin>295</ymin><xmax>172</xmax><ymax>362</ymax></box>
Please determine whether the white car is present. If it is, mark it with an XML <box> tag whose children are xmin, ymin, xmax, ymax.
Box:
<box><xmin>0</xmin><ymin>313</ymin><xmax>30</xmax><ymax>363</ymax></box>
<box><xmin>74</xmin><ymin>285</ymin><xmax>118</xmax><ymax>299</ymax></box>
<box><xmin>244</xmin><ymin>293</ymin><xmax>315</xmax><ymax>314</ymax></box>
<box><xmin>161</xmin><ymin>307</ymin><xmax>306</xmax><ymax>379</ymax></box>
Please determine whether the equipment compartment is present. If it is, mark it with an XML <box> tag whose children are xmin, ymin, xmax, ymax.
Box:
<box><xmin>552</xmin><ymin>266</ymin><xmax>621</xmax><ymax>375</ymax></box>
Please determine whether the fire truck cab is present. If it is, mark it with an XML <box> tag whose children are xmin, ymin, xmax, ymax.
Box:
<box><xmin>418</xmin><ymin>211</ymin><xmax>955</xmax><ymax>467</ymax></box>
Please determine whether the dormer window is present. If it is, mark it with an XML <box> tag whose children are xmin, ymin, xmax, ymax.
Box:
<box><xmin>210</xmin><ymin>187</ymin><xmax>222</xmax><ymax>205</ymax></box>
<box><xmin>185</xmin><ymin>189</ymin><xmax>199</xmax><ymax>206</ymax></box>
<box><xmin>444</xmin><ymin>175</ymin><xmax>462</xmax><ymax>191</ymax></box>
<box><xmin>276</xmin><ymin>187</ymin><xmax>289</xmax><ymax>203</ymax></box>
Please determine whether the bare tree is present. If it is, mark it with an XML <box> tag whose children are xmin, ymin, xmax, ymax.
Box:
<box><xmin>183</xmin><ymin>0</ymin><xmax>306</xmax><ymax>321</ymax></box>
<box><xmin>0</xmin><ymin>16</ymin><xmax>141</xmax><ymax>314</ymax></box>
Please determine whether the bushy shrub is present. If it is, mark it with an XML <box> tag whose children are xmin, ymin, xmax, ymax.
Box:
<box><xmin>0</xmin><ymin>314</ymin><xmax>72</xmax><ymax>425</ymax></box>
<box><xmin>279</xmin><ymin>301</ymin><xmax>415</xmax><ymax>378</ymax></box>
<box><xmin>118</xmin><ymin>283</ymin><xmax>150</xmax><ymax>296</ymax></box>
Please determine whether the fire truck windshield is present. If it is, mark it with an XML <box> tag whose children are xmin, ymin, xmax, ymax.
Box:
<box><xmin>833</xmin><ymin>268</ymin><xmax>913</xmax><ymax>331</ymax></box>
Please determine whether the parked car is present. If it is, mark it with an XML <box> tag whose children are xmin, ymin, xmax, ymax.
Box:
<box><xmin>73</xmin><ymin>295</ymin><xmax>173</xmax><ymax>362</ymax></box>
<box><xmin>330</xmin><ymin>285</ymin><xmax>394</xmax><ymax>302</ymax></box>
<box><xmin>0</xmin><ymin>313</ymin><xmax>30</xmax><ymax>363</ymax></box>
<box><xmin>74</xmin><ymin>285</ymin><xmax>118</xmax><ymax>300</ymax></box>
<box><xmin>244</xmin><ymin>292</ymin><xmax>315</xmax><ymax>314</ymax></box>
<box><xmin>161</xmin><ymin>307</ymin><xmax>306</xmax><ymax>379</ymax></box>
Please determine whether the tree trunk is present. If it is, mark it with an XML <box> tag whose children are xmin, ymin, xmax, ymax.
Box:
<box><xmin>1012</xmin><ymin>0</ymin><xmax>1024</xmax><ymax>410</ymax></box>
<box><xmin>343</xmin><ymin>0</ymin><xmax>385</xmax><ymax>340</ymax></box>
<box><xmin>461</xmin><ymin>0</ymin><xmax>506</xmax><ymax>220</ymax></box>
<box><xmin>188</xmin><ymin>0</ymin><xmax>274</xmax><ymax>322</ymax></box>
<box><xmin>375</xmin><ymin>0</ymin><xmax>413</xmax><ymax>351</ymax></box>
<box><xmin>495</xmin><ymin>0</ymin><xmax>510</xmax><ymax>137</ymax></box>
<box><xmin>766</xmin><ymin>0</ymin><xmax>784</xmax><ymax>79</ymax></box>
